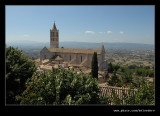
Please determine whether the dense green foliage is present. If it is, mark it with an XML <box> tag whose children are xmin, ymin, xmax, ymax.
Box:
<box><xmin>108</xmin><ymin>62</ymin><xmax>120</xmax><ymax>73</ymax></box>
<box><xmin>17</xmin><ymin>67</ymin><xmax>100</xmax><ymax>104</ymax></box>
<box><xmin>112</xmin><ymin>65</ymin><xmax>120</xmax><ymax>72</ymax></box>
<box><xmin>121</xmin><ymin>72</ymin><xmax>133</xmax><ymax>84</ymax></box>
<box><xmin>108</xmin><ymin>72</ymin><xmax>121</xmax><ymax>87</ymax></box>
<box><xmin>110</xmin><ymin>78</ymin><xmax>154</xmax><ymax>105</ymax></box>
<box><xmin>108</xmin><ymin>63</ymin><xmax>154</xmax><ymax>77</ymax></box>
<box><xmin>119</xmin><ymin>66</ymin><xmax>129</xmax><ymax>73</ymax></box>
<box><xmin>6</xmin><ymin>46</ymin><xmax>37</xmax><ymax>104</ymax></box>
<box><xmin>107</xmin><ymin>62</ymin><xmax>154</xmax><ymax>86</ymax></box>
<box><xmin>135</xmin><ymin>68</ymin><xmax>154</xmax><ymax>77</ymax></box>
<box><xmin>106</xmin><ymin>62</ymin><xmax>154</xmax><ymax>105</ymax></box>
<box><xmin>6</xmin><ymin>46</ymin><xmax>154</xmax><ymax>105</ymax></box>
<box><xmin>91</xmin><ymin>52</ymin><xmax>98</xmax><ymax>79</ymax></box>
<box><xmin>108</xmin><ymin>62</ymin><xmax>114</xmax><ymax>73</ymax></box>
<box><xmin>128</xmin><ymin>64</ymin><xmax>139</xmax><ymax>69</ymax></box>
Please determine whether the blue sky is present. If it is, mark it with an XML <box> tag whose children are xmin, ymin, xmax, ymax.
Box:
<box><xmin>6</xmin><ymin>5</ymin><xmax>154</xmax><ymax>44</ymax></box>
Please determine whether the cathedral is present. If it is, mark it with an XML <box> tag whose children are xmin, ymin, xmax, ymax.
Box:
<box><xmin>40</xmin><ymin>22</ymin><xmax>107</xmax><ymax>71</ymax></box>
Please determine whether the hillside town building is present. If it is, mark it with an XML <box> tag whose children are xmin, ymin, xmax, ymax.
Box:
<box><xmin>40</xmin><ymin>22</ymin><xmax>107</xmax><ymax>71</ymax></box>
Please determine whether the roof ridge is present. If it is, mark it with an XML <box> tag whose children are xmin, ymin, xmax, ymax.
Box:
<box><xmin>49</xmin><ymin>48</ymin><xmax>101</xmax><ymax>54</ymax></box>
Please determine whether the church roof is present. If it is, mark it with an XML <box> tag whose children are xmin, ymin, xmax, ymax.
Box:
<box><xmin>49</xmin><ymin>48</ymin><xmax>101</xmax><ymax>54</ymax></box>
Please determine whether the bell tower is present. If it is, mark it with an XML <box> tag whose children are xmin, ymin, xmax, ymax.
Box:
<box><xmin>50</xmin><ymin>22</ymin><xmax>59</xmax><ymax>48</ymax></box>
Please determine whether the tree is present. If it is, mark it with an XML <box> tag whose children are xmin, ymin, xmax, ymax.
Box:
<box><xmin>128</xmin><ymin>64</ymin><xmax>138</xmax><ymax>69</ymax></box>
<box><xmin>112</xmin><ymin>64</ymin><xmax>120</xmax><ymax>72</ymax></box>
<box><xmin>6</xmin><ymin>46</ymin><xmax>37</xmax><ymax>104</ymax></box>
<box><xmin>120</xmin><ymin>66</ymin><xmax>128</xmax><ymax>73</ymax></box>
<box><xmin>17</xmin><ymin>67</ymin><xmax>100</xmax><ymax>104</ymax></box>
<box><xmin>133</xmin><ymin>77</ymin><xmax>154</xmax><ymax>104</ymax></box>
<box><xmin>144</xmin><ymin>66</ymin><xmax>150</xmax><ymax>69</ymax></box>
<box><xmin>91</xmin><ymin>52</ymin><xmax>98</xmax><ymax>79</ymax></box>
<box><xmin>108</xmin><ymin>71</ymin><xmax>121</xmax><ymax>87</ymax></box>
<box><xmin>111</xmin><ymin>77</ymin><xmax>154</xmax><ymax>105</ymax></box>
<box><xmin>148</xmin><ymin>70</ymin><xmax>154</xmax><ymax>77</ymax></box>
<box><xmin>122</xmin><ymin>72</ymin><xmax>133</xmax><ymax>85</ymax></box>
<box><xmin>108</xmin><ymin>62</ymin><xmax>114</xmax><ymax>73</ymax></box>
<box><xmin>134</xmin><ymin>68</ymin><xmax>154</xmax><ymax>77</ymax></box>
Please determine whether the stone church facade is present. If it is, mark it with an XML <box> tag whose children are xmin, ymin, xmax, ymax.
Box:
<box><xmin>40</xmin><ymin>23</ymin><xmax>107</xmax><ymax>71</ymax></box>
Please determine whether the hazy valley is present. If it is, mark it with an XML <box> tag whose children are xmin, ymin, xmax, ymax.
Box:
<box><xmin>6</xmin><ymin>41</ymin><xmax>154</xmax><ymax>68</ymax></box>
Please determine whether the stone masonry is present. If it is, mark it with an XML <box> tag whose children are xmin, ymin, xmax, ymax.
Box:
<box><xmin>40</xmin><ymin>22</ymin><xmax>107</xmax><ymax>71</ymax></box>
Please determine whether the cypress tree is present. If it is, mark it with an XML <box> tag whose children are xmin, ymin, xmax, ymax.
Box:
<box><xmin>91</xmin><ymin>52</ymin><xmax>98</xmax><ymax>79</ymax></box>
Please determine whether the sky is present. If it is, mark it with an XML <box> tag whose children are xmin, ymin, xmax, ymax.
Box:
<box><xmin>6</xmin><ymin>5</ymin><xmax>154</xmax><ymax>44</ymax></box>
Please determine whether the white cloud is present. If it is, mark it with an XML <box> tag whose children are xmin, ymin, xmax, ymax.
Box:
<box><xmin>107</xmin><ymin>31</ymin><xmax>112</xmax><ymax>34</ymax></box>
<box><xmin>85</xmin><ymin>30</ymin><xmax>95</xmax><ymax>34</ymax></box>
<box><xmin>119</xmin><ymin>31</ymin><xmax>124</xmax><ymax>34</ymax></box>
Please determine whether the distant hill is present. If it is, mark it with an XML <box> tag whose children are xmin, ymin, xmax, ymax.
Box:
<box><xmin>60</xmin><ymin>41</ymin><xmax>154</xmax><ymax>50</ymax></box>
<box><xmin>6</xmin><ymin>41</ymin><xmax>49</xmax><ymax>50</ymax></box>
<box><xmin>6</xmin><ymin>41</ymin><xmax>154</xmax><ymax>50</ymax></box>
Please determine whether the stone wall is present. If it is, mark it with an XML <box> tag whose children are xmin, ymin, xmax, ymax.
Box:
<box><xmin>40</xmin><ymin>48</ymin><xmax>107</xmax><ymax>71</ymax></box>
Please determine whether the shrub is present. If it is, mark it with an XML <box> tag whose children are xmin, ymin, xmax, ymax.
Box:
<box><xmin>6</xmin><ymin>46</ymin><xmax>37</xmax><ymax>104</ymax></box>
<box><xmin>122</xmin><ymin>72</ymin><xmax>133</xmax><ymax>84</ymax></box>
<box><xmin>110</xmin><ymin>78</ymin><xmax>154</xmax><ymax>105</ymax></box>
<box><xmin>108</xmin><ymin>72</ymin><xmax>121</xmax><ymax>87</ymax></box>
<box><xmin>17</xmin><ymin>67</ymin><xmax>100</xmax><ymax>105</ymax></box>
<box><xmin>108</xmin><ymin>62</ymin><xmax>114</xmax><ymax>73</ymax></box>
